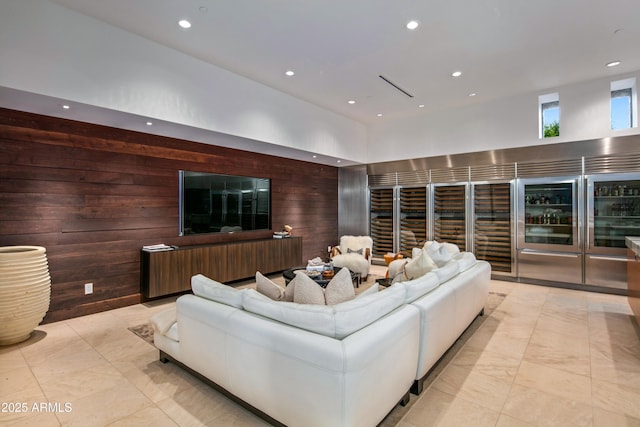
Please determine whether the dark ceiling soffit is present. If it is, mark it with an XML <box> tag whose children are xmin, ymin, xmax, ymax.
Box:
<box><xmin>366</xmin><ymin>134</ymin><xmax>640</xmax><ymax>175</ymax></box>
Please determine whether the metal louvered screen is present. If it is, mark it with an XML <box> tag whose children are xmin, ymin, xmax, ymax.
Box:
<box><xmin>470</xmin><ymin>164</ymin><xmax>516</xmax><ymax>181</ymax></box>
<box><xmin>368</xmin><ymin>173</ymin><xmax>397</xmax><ymax>187</ymax></box>
<box><xmin>584</xmin><ymin>153</ymin><xmax>640</xmax><ymax>174</ymax></box>
<box><xmin>516</xmin><ymin>159</ymin><xmax>582</xmax><ymax>178</ymax></box>
<box><xmin>430</xmin><ymin>167</ymin><xmax>470</xmax><ymax>183</ymax></box>
<box><xmin>397</xmin><ymin>170</ymin><xmax>429</xmax><ymax>186</ymax></box>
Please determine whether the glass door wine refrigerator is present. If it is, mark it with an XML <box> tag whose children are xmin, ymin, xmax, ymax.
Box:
<box><xmin>517</xmin><ymin>176</ymin><xmax>582</xmax><ymax>284</ymax></box>
<box><xmin>585</xmin><ymin>172</ymin><xmax>640</xmax><ymax>290</ymax></box>
<box><xmin>433</xmin><ymin>183</ymin><xmax>468</xmax><ymax>252</ymax></box>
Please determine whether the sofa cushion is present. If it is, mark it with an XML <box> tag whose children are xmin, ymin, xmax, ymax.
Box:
<box><xmin>434</xmin><ymin>260</ymin><xmax>461</xmax><ymax>284</ymax></box>
<box><xmin>191</xmin><ymin>274</ymin><xmax>244</xmax><ymax>308</ymax></box>
<box><xmin>256</xmin><ymin>272</ymin><xmax>285</xmax><ymax>301</ymax></box>
<box><xmin>453</xmin><ymin>252</ymin><xmax>477</xmax><ymax>272</ymax></box>
<box><xmin>293</xmin><ymin>272</ymin><xmax>326</xmax><ymax>305</ymax></box>
<box><xmin>242</xmin><ymin>283</ymin><xmax>407</xmax><ymax>339</ymax></box>
<box><xmin>402</xmin><ymin>272</ymin><xmax>440</xmax><ymax>303</ymax></box>
<box><xmin>324</xmin><ymin>267</ymin><xmax>355</xmax><ymax>305</ymax></box>
<box><xmin>356</xmin><ymin>283</ymin><xmax>379</xmax><ymax>298</ymax></box>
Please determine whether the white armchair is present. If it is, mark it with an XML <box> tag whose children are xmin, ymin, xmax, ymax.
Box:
<box><xmin>330</xmin><ymin>235</ymin><xmax>373</xmax><ymax>279</ymax></box>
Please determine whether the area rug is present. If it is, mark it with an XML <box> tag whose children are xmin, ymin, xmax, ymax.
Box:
<box><xmin>128</xmin><ymin>323</ymin><xmax>154</xmax><ymax>346</ymax></box>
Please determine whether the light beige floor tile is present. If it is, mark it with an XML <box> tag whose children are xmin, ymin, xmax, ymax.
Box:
<box><xmin>592</xmin><ymin>378</ymin><xmax>640</xmax><ymax>419</ymax></box>
<box><xmin>513</xmin><ymin>360</ymin><xmax>592</xmax><ymax>405</ymax></box>
<box><xmin>37</xmin><ymin>360</ymin><xmax>128</xmax><ymax>402</ymax></box>
<box><xmin>592</xmin><ymin>406</ymin><xmax>640</xmax><ymax>427</ymax></box>
<box><xmin>0</xmin><ymin>345</ymin><xmax>30</xmax><ymax>375</ymax></box>
<box><xmin>0</xmin><ymin>366</ymin><xmax>51</xmax><ymax>425</ymax></box>
<box><xmin>107</xmin><ymin>406</ymin><xmax>179</xmax><ymax>427</ymax></box>
<box><xmin>495</xmin><ymin>414</ymin><xmax>537</xmax><ymax>427</ymax></box>
<box><xmin>502</xmin><ymin>383</ymin><xmax>592</xmax><ymax>427</ymax></box>
<box><xmin>432</xmin><ymin>363</ymin><xmax>513</xmax><ymax>412</ymax></box>
<box><xmin>590</xmin><ymin>338</ymin><xmax>640</xmax><ymax>389</ymax></box>
<box><xmin>28</xmin><ymin>346</ymin><xmax>108</xmax><ymax>384</ymax></box>
<box><xmin>2</xmin><ymin>411</ymin><xmax>61</xmax><ymax>427</ymax></box>
<box><xmin>450</xmin><ymin>347</ymin><xmax>521</xmax><ymax>381</ymax></box>
<box><xmin>524</xmin><ymin>327</ymin><xmax>591</xmax><ymax>376</ymax></box>
<box><xmin>55</xmin><ymin>382</ymin><xmax>153</xmax><ymax>427</ymax></box>
<box><xmin>401</xmin><ymin>388</ymin><xmax>500</xmax><ymax>427</ymax></box>
<box><xmin>18</xmin><ymin>323</ymin><xmax>93</xmax><ymax>367</ymax></box>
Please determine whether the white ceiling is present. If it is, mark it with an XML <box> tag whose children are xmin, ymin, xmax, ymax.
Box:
<box><xmin>47</xmin><ymin>0</ymin><xmax>640</xmax><ymax>125</ymax></box>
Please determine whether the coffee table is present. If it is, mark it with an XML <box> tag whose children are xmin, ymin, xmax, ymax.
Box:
<box><xmin>283</xmin><ymin>266</ymin><xmax>360</xmax><ymax>288</ymax></box>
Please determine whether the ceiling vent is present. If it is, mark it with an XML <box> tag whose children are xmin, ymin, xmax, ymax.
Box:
<box><xmin>379</xmin><ymin>75</ymin><xmax>414</xmax><ymax>98</ymax></box>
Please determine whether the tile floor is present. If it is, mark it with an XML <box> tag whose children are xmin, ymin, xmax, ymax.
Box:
<box><xmin>1</xmin><ymin>267</ymin><xmax>639</xmax><ymax>426</ymax></box>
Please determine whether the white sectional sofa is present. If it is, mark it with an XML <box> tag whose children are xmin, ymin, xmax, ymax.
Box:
<box><xmin>151</xmin><ymin>250</ymin><xmax>490</xmax><ymax>427</ymax></box>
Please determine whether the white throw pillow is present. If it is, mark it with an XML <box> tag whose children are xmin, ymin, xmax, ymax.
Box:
<box><xmin>241</xmin><ymin>283</ymin><xmax>407</xmax><ymax>339</ymax></box>
<box><xmin>426</xmin><ymin>241</ymin><xmax>453</xmax><ymax>267</ymax></box>
<box><xmin>324</xmin><ymin>268</ymin><xmax>355</xmax><ymax>305</ymax></box>
<box><xmin>255</xmin><ymin>271</ymin><xmax>285</xmax><ymax>301</ymax></box>
<box><xmin>434</xmin><ymin>260</ymin><xmax>461</xmax><ymax>283</ymax></box>
<box><xmin>441</xmin><ymin>242</ymin><xmax>461</xmax><ymax>255</ymax></box>
<box><xmin>453</xmin><ymin>252</ymin><xmax>477</xmax><ymax>272</ymax></box>
<box><xmin>403</xmin><ymin>250</ymin><xmax>437</xmax><ymax>280</ymax></box>
<box><xmin>293</xmin><ymin>272</ymin><xmax>326</xmax><ymax>305</ymax></box>
<box><xmin>191</xmin><ymin>274</ymin><xmax>244</xmax><ymax>308</ymax></box>
<box><xmin>283</xmin><ymin>279</ymin><xmax>295</xmax><ymax>302</ymax></box>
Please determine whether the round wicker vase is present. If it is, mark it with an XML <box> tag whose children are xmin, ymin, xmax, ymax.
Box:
<box><xmin>0</xmin><ymin>246</ymin><xmax>51</xmax><ymax>345</ymax></box>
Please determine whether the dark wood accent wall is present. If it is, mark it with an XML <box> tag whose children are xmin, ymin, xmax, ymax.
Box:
<box><xmin>0</xmin><ymin>108</ymin><xmax>338</xmax><ymax>322</ymax></box>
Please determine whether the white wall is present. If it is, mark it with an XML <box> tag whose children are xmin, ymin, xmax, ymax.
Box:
<box><xmin>367</xmin><ymin>71</ymin><xmax>640</xmax><ymax>164</ymax></box>
<box><xmin>0</xmin><ymin>0</ymin><xmax>366</xmax><ymax>162</ymax></box>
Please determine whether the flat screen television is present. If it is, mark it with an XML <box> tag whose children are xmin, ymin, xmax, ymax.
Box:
<box><xmin>179</xmin><ymin>170</ymin><xmax>271</xmax><ymax>236</ymax></box>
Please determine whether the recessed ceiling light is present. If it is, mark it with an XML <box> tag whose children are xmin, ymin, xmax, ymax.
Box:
<box><xmin>606</xmin><ymin>60</ymin><xmax>621</xmax><ymax>67</ymax></box>
<box><xmin>377</xmin><ymin>113</ymin><xmax>383</xmax><ymax>117</ymax></box>
<box><xmin>178</xmin><ymin>19</ymin><xmax>192</xmax><ymax>29</ymax></box>
<box><xmin>146</xmin><ymin>121</ymin><xmax>153</xmax><ymax>126</ymax></box>
<box><xmin>469</xmin><ymin>93</ymin><xmax>476</xmax><ymax>97</ymax></box>
<box><xmin>337</xmin><ymin>160</ymin><xmax>341</xmax><ymax>163</ymax></box>
<box><xmin>285</xmin><ymin>70</ymin><xmax>295</xmax><ymax>76</ymax></box>
<box><xmin>418</xmin><ymin>104</ymin><xmax>425</xmax><ymax>108</ymax></box>
<box><xmin>406</xmin><ymin>20</ymin><xmax>420</xmax><ymax>30</ymax></box>
<box><xmin>348</xmin><ymin>100</ymin><xmax>356</xmax><ymax>104</ymax></box>
<box><xmin>62</xmin><ymin>105</ymin><xmax>70</xmax><ymax>109</ymax></box>
<box><xmin>312</xmin><ymin>155</ymin><xmax>317</xmax><ymax>158</ymax></box>
<box><xmin>451</xmin><ymin>71</ymin><xmax>462</xmax><ymax>77</ymax></box>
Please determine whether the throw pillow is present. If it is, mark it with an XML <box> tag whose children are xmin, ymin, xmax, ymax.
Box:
<box><xmin>425</xmin><ymin>241</ymin><xmax>453</xmax><ymax>267</ymax></box>
<box><xmin>324</xmin><ymin>268</ymin><xmax>355</xmax><ymax>305</ymax></box>
<box><xmin>292</xmin><ymin>272</ymin><xmax>326</xmax><ymax>305</ymax></box>
<box><xmin>255</xmin><ymin>271</ymin><xmax>285</xmax><ymax>301</ymax></box>
<box><xmin>403</xmin><ymin>249</ymin><xmax>437</xmax><ymax>280</ymax></box>
<box><xmin>191</xmin><ymin>274</ymin><xmax>244</xmax><ymax>308</ymax></box>
<box><xmin>283</xmin><ymin>279</ymin><xmax>296</xmax><ymax>302</ymax></box>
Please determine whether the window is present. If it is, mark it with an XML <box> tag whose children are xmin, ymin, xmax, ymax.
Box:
<box><xmin>539</xmin><ymin>93</ymin><xmax>559</xmax><ymax>138</ymax></box>
<box><xmin>611</xmin><ymin>78</ymin><xmax>637</xmax><ymax>130</ymax></box>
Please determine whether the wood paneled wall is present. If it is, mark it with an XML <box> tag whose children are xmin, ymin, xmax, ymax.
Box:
<box><xmin>0</xmin><ymin>108</ymin><xmax>338</xmax><ymax>322</ymax></box>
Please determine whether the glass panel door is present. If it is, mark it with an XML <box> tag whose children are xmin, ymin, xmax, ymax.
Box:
<box><xmin>474</xmin><ymin>183</ymin><xmax>512</xmax><ymax>273</ymax></box>
<box><xmin>523</xmin><ymin>182</ymin><xmax>574</xmax><ymax>246</ymax></box>
<box><xmin>593</xmin><ymin>179</ymin><xmax>640</xmax><ymax>249</ymax></box>
<box><xmin>434</xmin><ymin>185</ymin><xmax>467</xmax><ymax>251</ymax></box>
<box><xmin>369</xmin><ymin>188</ymin><xmax>394</xmax><ymax>258</ymax></box>
<box><xmin>399</xmin><ymin>187</ymin><xmax>427</xmax><ymax>257</ymax></box>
